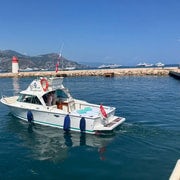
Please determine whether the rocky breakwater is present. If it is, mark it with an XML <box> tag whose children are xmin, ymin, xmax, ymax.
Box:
<box><xmin>57</xmin><ymin>67</ymin><xmax>177</xmax><ymax>76</ymax></box>
<box><xmin>112</xmin><ymin>67</ymin><xmax>173</xmax><ymax>76</ymax></box>
<box><xmin>58</xmin><ymin>68</ymin><xmax>172</xmax><ymax>76</ymax></box>
<box><xmin>0</xmin><ymin>67</ymin><xmax>178</xmax><ymax>78</ymax></box>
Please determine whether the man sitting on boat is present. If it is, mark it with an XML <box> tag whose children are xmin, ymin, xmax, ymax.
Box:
<box><xmin>44</xmin><ymin>91</ymin><xmax>56</xmax><ymax>106</ymax></box>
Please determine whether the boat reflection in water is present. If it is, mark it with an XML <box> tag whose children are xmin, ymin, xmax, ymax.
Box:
<box><xmin>8</xmin><ymin>117</ymin><xmax>115</xmax><ymax>162</ymax></box>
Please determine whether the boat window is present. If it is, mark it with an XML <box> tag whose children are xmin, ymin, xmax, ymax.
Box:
<box><xmin>31</xmin><ymin>96</ymin><xmax>42</xmax><ymax>105</ymax></box>
<box><xmin>17</xmin><ymin>94</ymin><xmax>42</xmax><ymax>105</ymax></box>
<box><xmin>17</xmin><ymin>94</ymin><xmax>25</xmax><ymax>102</ymax></box>
<box><xmin>56</xmin><ymin>89</ymin><xmax>68</xmax><ymax>99</ymax></box>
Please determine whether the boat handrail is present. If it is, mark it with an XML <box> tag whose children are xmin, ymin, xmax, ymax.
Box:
<box><xmin>1</xmin><ymin>95</ymin><xmax>7</xmax><ymax>98</ymax></box>
<box><xmin>1</xmin><ymin>95</ymin><xmax>6</xmax><ymax>102</ymax></box>
<box><xmin>1</xmin><ymin>95</ymin><xmax>9</xmax><ymax>101</ymax></box>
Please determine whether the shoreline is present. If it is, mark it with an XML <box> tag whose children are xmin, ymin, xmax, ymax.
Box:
<box><xmin>0</xmin><ymin>67</ymin><xmax>179</xmax><ymax>78</ymax></box>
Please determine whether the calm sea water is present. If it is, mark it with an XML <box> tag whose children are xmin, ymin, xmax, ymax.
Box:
<box><xmin>0</xmin><ymin>76</ymin><xmax>180</xmax><ymax>180</ymax></box>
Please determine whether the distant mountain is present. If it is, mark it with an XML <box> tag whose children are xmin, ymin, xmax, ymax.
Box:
<box><xmin>0</xmin><ymin>50</ymin><xmax>89</xmax><ymax>72</ymax></box>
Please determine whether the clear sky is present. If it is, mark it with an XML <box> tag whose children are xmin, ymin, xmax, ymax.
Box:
<box><xmin>0</xmin><ymin>0</ymin><xmax>180</xmax><ymax>65</ymax></box>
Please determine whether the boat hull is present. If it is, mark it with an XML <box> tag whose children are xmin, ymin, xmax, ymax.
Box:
<box><xmin>9</xmin><ymin>106</ymin><xmax>96</xmax><ymax>134</ymax></box>
<box><xmin>6</xmin><ymin>104</ymin><xmax>125</xmax><ymax>134</ymax></box>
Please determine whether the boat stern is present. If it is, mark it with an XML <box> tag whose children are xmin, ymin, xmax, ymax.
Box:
<box><xmin>93</xmin><ymin>116</ymin><xmax>126</xmax><ymax>133</ymax></box>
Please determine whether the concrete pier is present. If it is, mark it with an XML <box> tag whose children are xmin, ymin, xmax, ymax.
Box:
<box><xmin>0</xmin><ymin>67</ymin><xmax>178</xmax><ymax>78</ymax></box>
<box><xmin>169</xmin><ymin>70</ymin><xmax>180</xmax><ymax>79</ymax></box>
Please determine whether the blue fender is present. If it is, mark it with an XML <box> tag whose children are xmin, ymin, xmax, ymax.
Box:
<box><xmin>80</xmin><ymin>117</ymin><xmax>86</xmax><ymax>132</ymax></box>
<box><xmin>27</xmin><ymin>110</ymin><xmax>33</xmax><ymax>123</ymax></box>
<box><xmin>63</xmin><ymin>115</ymin><xmax>71</xmax><ymax>132</ymax></box>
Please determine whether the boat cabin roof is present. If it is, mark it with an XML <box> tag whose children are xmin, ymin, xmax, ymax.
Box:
<box><xmin>20</xmin><ymin>77</ymin><xmax>65</xmax><ymax>96</ymax></box>
<box><xmin>17</xmin><ymin>77</ymin><xmax>72</xmax><ymax>106</ymax></box>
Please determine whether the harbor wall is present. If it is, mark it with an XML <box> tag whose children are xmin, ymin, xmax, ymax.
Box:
<box><xmin>0</xmin><ymin>67</ymin><xmax>178</xmax><ymax>78</ymax></box>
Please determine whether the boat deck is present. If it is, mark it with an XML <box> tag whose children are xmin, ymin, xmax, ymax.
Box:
<box><xmin>1</xmin><ymin>96</ymin><xmax>18</xmax><ymax>104</ymax></box>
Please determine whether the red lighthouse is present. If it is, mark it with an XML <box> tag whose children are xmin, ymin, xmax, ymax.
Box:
<box><xmin>12</xmin><ymin>56</ymin><xmax>19</xmax><ymax>73</ymax></box>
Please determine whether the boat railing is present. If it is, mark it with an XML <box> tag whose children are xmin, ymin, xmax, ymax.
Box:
<box><xmin>47</xmin><ymin>77</ymin><xmax>63</xmax><ymax>90</ymax></box>
<box><xmin>73</xmin><ymin>101</ymin><xmax>99</xmax><ymax>110</ymax></box>
<box><xmin>76</xmin><ymin>102</ymin><xmax>115</xmax><ymax>113</ymax></box>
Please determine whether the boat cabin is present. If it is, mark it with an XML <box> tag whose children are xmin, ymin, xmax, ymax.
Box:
<box><xmin>16</xmin><ymin>77</ymin><xmax>74</xmax><ymax>112</ymax></box>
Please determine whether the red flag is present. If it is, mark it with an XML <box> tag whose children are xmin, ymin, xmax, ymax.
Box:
<box><xmin>55</xmin><ymin>53</ymin><xmax>61</xmax><ymax>73</ymax></box>
<box><xmin>100</xmin><ymin>104</ymin><xmax>107</xmax><ymax>118</ymax></box>
<box><xmin>55</xmin><ymin>63</ymin><xmax>58</xmax><ymax>73</ymax></box>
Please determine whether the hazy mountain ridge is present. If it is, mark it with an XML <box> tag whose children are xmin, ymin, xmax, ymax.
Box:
<box><xmin>0</xmin><ymin>50</ymin><xmax>88</xmax><ymax>71</ymax></box>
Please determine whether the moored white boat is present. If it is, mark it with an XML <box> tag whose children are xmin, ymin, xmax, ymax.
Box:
<box><xmin>0</xmin><ymin>76</ymin><xmax>125</xmax><ymax>134</ymax></box>
<box><xmin>98</xmin><ymin>64</ymin><xmax>122</xmax><ymax>69</ymax></box>
<box><xmin>64</xmin><ymin>66</ymin><xmax>76</xmax><ymax>70</ymax></box>
<box><xmin>155</xmin><ymin>62</ymin><xmax>165</xmax><ymax>67</ymax></box>
<box><xmin>136</xmin><ymin>62</ymin><xmax>154</xmax><ymax>67</ymax></box>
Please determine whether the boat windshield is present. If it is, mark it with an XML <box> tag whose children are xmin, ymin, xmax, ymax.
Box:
<box><xmin>17</xmin><ymin>94</ymin><xmax>42</xmax><ymax>105</ymax></box>
<box><xmin>56</xmin><ymin>89</ymin><xmax>68</xmax><ymax>99</ymax></box>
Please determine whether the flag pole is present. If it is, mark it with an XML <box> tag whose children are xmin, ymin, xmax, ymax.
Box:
<box><xmin>56</xmin><ymin>43</ymin><xmax>64</xmax><ymax>73</ymax></box>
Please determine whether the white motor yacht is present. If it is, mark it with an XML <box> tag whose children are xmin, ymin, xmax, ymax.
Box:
<box><xmin>1</xmin><ymin>77</ymin><xmax>125</xmax><ymax>134</ymax></box>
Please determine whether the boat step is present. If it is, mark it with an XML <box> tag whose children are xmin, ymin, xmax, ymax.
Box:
<box><xmin>105</xmin><ymin>117</ymin><xmax>123</xmax><ymax>127</ymax></box>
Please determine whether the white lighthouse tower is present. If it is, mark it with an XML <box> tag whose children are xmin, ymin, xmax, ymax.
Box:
<box><xmin>12</xmin><ymin>56</ymin><xmax>19</xmax><ymax>73</ymax></box>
